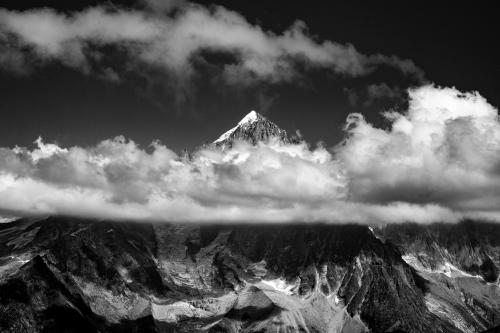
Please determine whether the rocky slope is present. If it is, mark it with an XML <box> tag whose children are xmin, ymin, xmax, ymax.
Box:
<box><xmin>377</xmin><ymin>222</ymin><xmax>500</xmax><ymax>332</ymax></box>
<box><xmin>0</xmin><ymin>218</ymin><xmax>499</xmax><ymax>332</ymax></box>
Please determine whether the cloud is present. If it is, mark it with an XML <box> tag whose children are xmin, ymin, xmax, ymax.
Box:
<box><xmin>365</xmin><ymin>83</ymin><xmax>404</xmax><ymax>105</ymax></box>
<box><xmin>0</xmin><ymin>136</ymin><xmax>349</xmax><ymax>223</ymax></box>
<box><xmin>345</xmin><ymin>83</ymin><xmax>405</xmax><ymax>107</ymax></box>
<box><xmin>0</xmin><ymin>134</ymin><xmax>456</xmax><ymax>224</ymax></box>
<box><xmin>0</xmin><ymin>3</ymin><xmax>424</xmax><ymax>89</ymax></box>
<box><xmin>1</xmin><ymin>85</ymin><xmax>500</xmax><ymax>224</ymax></box>
<box><xmin>0</xmin><ymin>36</ymin><xmax>29</xmax><ymax>74</ymax></box>
<box><xmin>337</xmin><ymin>85</ymin><xmax>500</xmax><ymax>218</ymax></box>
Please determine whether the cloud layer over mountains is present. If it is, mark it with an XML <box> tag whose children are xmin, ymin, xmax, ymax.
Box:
<box><xmin>1</xmin><ymin>85</ymin><xmax>499</xmax><ymax>224</ymax></box>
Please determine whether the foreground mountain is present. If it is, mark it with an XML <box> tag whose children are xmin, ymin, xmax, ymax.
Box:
<box><xmin>0</xmin><ymin>217</ymin><xmax>499</xmax><ymax>333</ymax></box>
<box><xmin>1</xmin><ymin>112</ymin><xmax>499</xmax><ymax>332</ymax></box>
<box><xmin>379</xmin><ymin>222</ymin><xmax>500</xmax><ymax>332</ymax></box>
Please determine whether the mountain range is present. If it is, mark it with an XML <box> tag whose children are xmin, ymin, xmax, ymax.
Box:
<box><xmin>0</xmin><ymin>112</ymin><xmax>499</xmax><ymax>333</ymax></box>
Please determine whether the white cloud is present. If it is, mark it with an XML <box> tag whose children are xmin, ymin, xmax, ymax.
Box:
<box><xmin>0</xmin><ymin>137</ymin><xmax>348</xmax><ymax>223</ymax></box>
<box><xmin>0</xmin><ymin>85</ymin><xmax>498</xmax><ymax>224</ymax></box>
<box><xmin>0</xmin><ymin>85</ymin><xmax>500</xmax><ymax>224</ymax></box>
<box><xmin>0</xmin><ymin>3</ymin><xmax>424</xmax><ymax>87</ymax></box>
<box><xmin>337</xmin><ymin>85</ymin><xmax>500</xmax><ymax>215</ymax></box>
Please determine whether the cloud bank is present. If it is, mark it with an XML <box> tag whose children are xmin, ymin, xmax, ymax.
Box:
<box><xmin>338</xmin><ymin>85</ymin><xmax>500</xmax><ymax>215</ymax></box>
<box><xmin>0</xmin><ymin>2</ymin><xmax>424</xmax><ymax>86</ymax></box>
<box><xmin>1</xmin><ymin>85</ymin><xmax>499</xmax><ymax>224</ymax></box>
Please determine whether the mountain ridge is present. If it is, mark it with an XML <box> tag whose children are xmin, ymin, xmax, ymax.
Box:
<box><xmin>1</xmin><ymin>217</ymin><xmax>499</xmax><ymax>332</ymax></box>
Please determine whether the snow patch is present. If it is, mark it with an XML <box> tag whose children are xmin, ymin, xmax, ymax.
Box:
<box><xmin>213</xmin><ymin>124</ymin><xmax>239</xmax><ymax>143</ymax></box>
<box><xmin>238</xmin><ymin>110</ymin><xmax>260</xmax><ymax>125</ymax></box>
<box><xmin>0</xmin><ymin>216</ymin><xmax>18</xmax><ymax>223</ymax></box>
<box><xmin>368</xmin><ymin>226</ymin><xmax>385</xmax><ymax>242</ymax></box>
<box><xmin>0</xmin><ymin>254</ymin><xmax>33</xmax><ymax>278</ymax></box>
<box><xmin>425</xmin><ymin>295</ymin><xmax>475</xmax><ymax>333</ymax></box>
<box><xmin>259</xmin><ymin>278</ymin><xmax>295</xmax><ymax>295</ymax></box>
<box><xmin>151</xmin><ymin>293</ymin><xmax>237</xmax><ymax>323</ymax></box>
<box><xmin>441</xmin><ymin>262</ymin><xmax>480</xmax><ymax>279</ymax></box>
<box><xmin>402</xmin><ymin>254</ymin><xmax>484</xmax><ymax>280</ymax></box>
<box><xmin>117</xmin><ymin>266</ymin><xmax>133</xmax><ymax>283</ymax></box>
<box><xmin>213</xmin><ymin>110</ymin><xmax>261</xmax><ymax>143</ymax></box>
<box><xmin>152</xmin><ymin>301</ymin><xmax>205</xmax><ymax>322</ymax></box>
<box><xmin>402</xmin><ymin>254</ymin><xmax>431</xmax><ymax>273</ymax></box>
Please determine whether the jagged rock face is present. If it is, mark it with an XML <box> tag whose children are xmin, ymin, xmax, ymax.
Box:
<box><xmin>0</xmin><ymin>218</ymin><xmax>163</xmax><ymax>332</ymax></box>
<box><xmin>378</xmin><ymin>221</ymin><xmax>500</xmax><ymax>333</ymax></box>
<box><xmin>219</xmin><ymin>224</ymin><xmax>458</xmax><ymax>333</ymax></box>
<box><xmin>380</xmin><ymin>221</ymin><xmax>500</xmax><ymax>283</ymax></box>
<box><xmin>214</xmin><ymin>111</ymin><xmax>298</xmax><ymax>149</ymax></box>
<box><xmin>1</xmin><ymin>218</ymin><xmax>499</xmax><ymax>332</ymax></box>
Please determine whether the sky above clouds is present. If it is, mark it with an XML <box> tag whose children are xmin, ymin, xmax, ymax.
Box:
<box><xmin>0</xmin><ymin>0</ymin><xmax>496</xmax><ymax>150</ymax></box>
<box><xmin>0</xmin><ymin>0</ymin><xmax>499</xmax><ymax>223</ymax></box>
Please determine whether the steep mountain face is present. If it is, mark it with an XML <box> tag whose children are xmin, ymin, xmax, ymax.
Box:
<box><xmin>213</xmin><ymin>111</ymin><xmax>298</xmax><ymax>149</ymax></box>
<box><xmin>379</xmin><ymin>221</ymin><xmax>500</xmax><ymax>283</ymax></box>
<box><xmin>0</xmin><ymin>218</ymin><xmax>163</xmax><ymax>333</ymax></box>
<box><xmin>0</xmin><ymin>218</ymin><xmax>499</xmax><ymax>333</ymax></box>
<box><xmin>1</xmin><ymin>112</ymin><xmax>500</xmax><ymax>333</ymax></box>
<box><xmin>377</xmin><ymin>222</ymin><xmax>500</xmax><ymax>333</ymax></box>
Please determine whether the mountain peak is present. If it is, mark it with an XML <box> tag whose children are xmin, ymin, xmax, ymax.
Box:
<box><xmin>237</xmin><ymin>110</ymin><xmax>263</xmax><ymax>125</ymax></box>
<box><xmin>214</xmin><ymin>110</ymin><xmax>296</xmax><ymax>149</ymax></box>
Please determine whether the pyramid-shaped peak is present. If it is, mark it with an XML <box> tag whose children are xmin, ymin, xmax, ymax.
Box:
<box><xmin>214</xmin><ymin>110</ymin><xmax>297</xmax><ymax>148</ymax></box>
<box><xmin>238</xmin><ymin>110</ymin><xmax>265</xmax><ymax>125</ymax></box>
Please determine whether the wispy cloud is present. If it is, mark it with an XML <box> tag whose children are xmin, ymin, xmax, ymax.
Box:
<box><xmin>0</xmin><ymin>85</ymin><xmax>499</xmax><ymax>224</ymax></box>
<box><xmin>0</xmin><ymin>2</ymin><xmax>424</xmax><ymax>90</ymax></box>
<box><xmin>345</xmin><ymin>83</ymin><xmax>405</xmax><ymax>107</ymax></box>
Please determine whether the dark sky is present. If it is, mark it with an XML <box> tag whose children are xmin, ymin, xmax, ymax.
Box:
<box><xmin>0</xmin><ymin>0</ymin><xmax>498</xmax><ymax>152</ymax></box>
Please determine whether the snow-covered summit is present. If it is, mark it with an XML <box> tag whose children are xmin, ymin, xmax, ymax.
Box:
<box><xmin>237</xmin><ymin>110</ymin><xmax>261</xmax><ymax>125</ymax></box>
<box><xmin>213</xmin><ymin>111</ymin><xmax>296</xmax><ymax>149</ymax></box>
<box><xmin>214</xmin><ymin>111</ymin><xmax>263</xmax><ymax>144</ymax></box>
